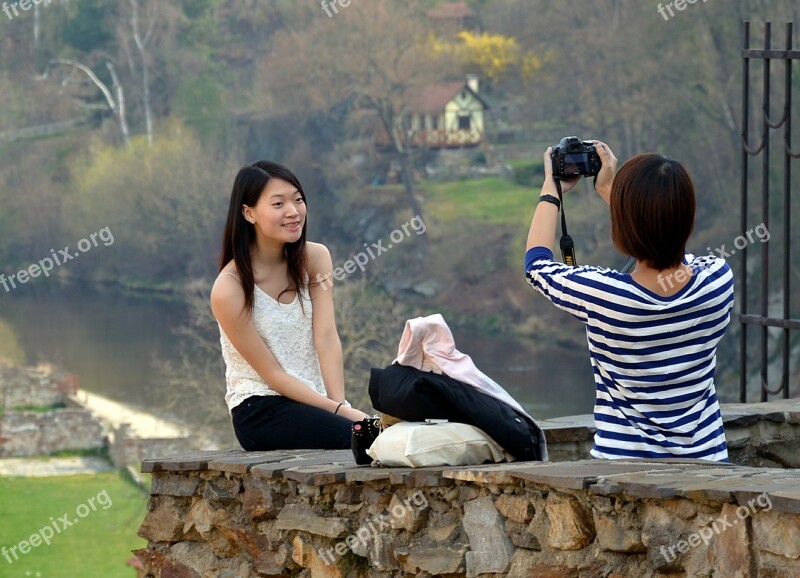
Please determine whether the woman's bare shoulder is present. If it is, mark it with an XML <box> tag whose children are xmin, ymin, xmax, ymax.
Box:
<box><xmin>210</xmin><ymin>262</ymin><xmax>244</xmax><ymax>313</ymax></box>
<box><xmin>305</xmin><ymin>242</ymin><xmax>332</xmax><ymax>273</ymax></box>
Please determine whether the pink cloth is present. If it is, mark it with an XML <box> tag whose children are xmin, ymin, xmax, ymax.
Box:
<box><xmin>393</xmin><ymin>313</ymin><xmax>548</xmax><ymax>460</ymax></box>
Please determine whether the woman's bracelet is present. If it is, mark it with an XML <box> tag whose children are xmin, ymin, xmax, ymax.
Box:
<box><xmin>538</xmin><ymin>194</ymin><xmax>561</xmax><ymax>210</ymax></box>
<box><xmin>334</xmin><ymin>402</ymin><xmax>344</xmax><ymax>415</ymax></box>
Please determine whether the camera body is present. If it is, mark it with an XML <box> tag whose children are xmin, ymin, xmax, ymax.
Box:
<box><xmin>551</xmin><ymin>136</ymin><xmax>601</xmax><ymax>178</ymax></box>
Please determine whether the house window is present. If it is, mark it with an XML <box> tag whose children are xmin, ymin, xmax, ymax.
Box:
<box><xmin>458</xmin><ymin>114</ymin><xmax>471</xmax><ymax>130</ymax></box>
<box><xmin>432</xmin><ymin>115</ymin><xmax>438</xmax><ymax>130</ymax></box>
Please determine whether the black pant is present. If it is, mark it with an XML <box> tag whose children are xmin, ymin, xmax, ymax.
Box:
<box><xmin>231</xmin><ymin>395</ymin><xmax>352</xmax><ymax>451</ymax></box>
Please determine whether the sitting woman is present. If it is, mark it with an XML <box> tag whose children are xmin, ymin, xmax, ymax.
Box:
<box><xmin>525</xmin><ymin>142</ymin><xmax>734</xmax><ymax>461</ymax></box>
<box><xmin>211</xmin><ymin>160</ymin><xmax>369</xmax><ymax>451</ymax></box>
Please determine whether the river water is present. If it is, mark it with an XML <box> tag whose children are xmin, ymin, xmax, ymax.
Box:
<box><xmin>0</xmin><ymin>281</ymin><xmax>597</xmax><ymax>440</ymax></box>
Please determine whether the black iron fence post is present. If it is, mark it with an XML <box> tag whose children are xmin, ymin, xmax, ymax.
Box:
<box><xmin>739</xmin><ymin>21</ymin><xmax>800</xmax><ymax>402</ymax></box>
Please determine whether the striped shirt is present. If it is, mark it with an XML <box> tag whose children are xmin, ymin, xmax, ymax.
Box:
<box><xmin>525</xmin><ymin>247</ymin><xmax>734</xmax><ymax>462</ymax></box>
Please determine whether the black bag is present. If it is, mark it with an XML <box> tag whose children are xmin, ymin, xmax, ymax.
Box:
<box><xmin>369</xmin><ymin>365</ymin><xmax>544</xmax><ymax>462</ymax></box>
<box><xmin>351</xmin><ymin>417</ymin><xmax>381</xmax><ymax>465</ymax></box>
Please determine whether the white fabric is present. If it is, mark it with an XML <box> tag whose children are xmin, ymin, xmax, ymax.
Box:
<box><xmin>366</xmin><ymin>421</ymin><xmax>508</xmax><ymax>467</ymax></box>
<box><xmin>219</xmin><ymin>280</ymin><xmax>326</xmax><ymax>412</ymax></box>
<box><xmin>393</xmin><ymin>313</ymin><xmax>548</xmax><ymax>461</ymax></box>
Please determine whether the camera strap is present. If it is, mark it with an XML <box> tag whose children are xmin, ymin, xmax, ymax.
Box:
<box><xmin>554</xmin><ymin>179</ymin><xmax>577</xmax><ymax>266</ymax></box>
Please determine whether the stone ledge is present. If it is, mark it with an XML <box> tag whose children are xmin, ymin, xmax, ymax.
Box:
<box><xmin>141</xmin><ymin>452</ymin><xmax>800</xmax><ymax>515</ymax></box>
<box><xmin>537</xmin><ymin>399</ymin><xmax>800</xmax><ymax>466</ymax></box>
<box><xmin>137</xmin><ymin>451</ymin><xmax>800</xmax><ymax>577</ymax></box>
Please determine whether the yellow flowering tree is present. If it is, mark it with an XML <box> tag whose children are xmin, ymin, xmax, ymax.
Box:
<box><xmin>432</xmin><ymin>31</ymin><xmax>542</xmax><ymax>85</ymax></box>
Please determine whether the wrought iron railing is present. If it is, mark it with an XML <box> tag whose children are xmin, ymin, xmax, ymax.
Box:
<box><xmin>739</xmin><ymin>21</ymin><xmax>800</xmax><ymax>401</ymax></box>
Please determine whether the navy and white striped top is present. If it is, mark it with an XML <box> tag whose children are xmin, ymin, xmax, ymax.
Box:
<box><xmin>525</xmin><ymin>247</ymin><xmax>734</xmax><ymax>462</ymax></box>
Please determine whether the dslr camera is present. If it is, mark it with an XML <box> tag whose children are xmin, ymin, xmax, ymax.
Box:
<box><xmin>551</xmin><ymin>136</ymin><xmax>601</xmax><ymax>178</ymax></box>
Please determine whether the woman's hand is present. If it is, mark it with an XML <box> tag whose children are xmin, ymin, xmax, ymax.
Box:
<box><xmin>543</xmin><ymin>147</ymin><xmax>580</xmax><ymax>194</ymax></box>
<box><xmin>590</xmin><ymin>140</ymin><xmax>617</xmax><ymax>204</ymax></box>
<box><xmin>337</xmin><ymin>405</ymin><xmax>370</xmax><ymax>422</ymax></box>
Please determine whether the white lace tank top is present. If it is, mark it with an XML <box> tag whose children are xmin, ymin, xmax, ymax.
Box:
<box><xmin>218</xmin><ymin>273</ymin><xmax>327</xmax><ymax>412</ymax></box>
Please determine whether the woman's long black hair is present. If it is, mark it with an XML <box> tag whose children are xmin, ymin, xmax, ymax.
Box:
<box><xmin>219</xmin><ymin>160</ymin><xmax>308</xmax><ymax>316</ymax></box>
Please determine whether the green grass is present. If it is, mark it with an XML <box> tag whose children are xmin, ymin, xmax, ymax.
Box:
<box><xmin>0</xmin><ymin>471</ymin><xmax>148</xmax><ymax>577</ymax></box>
<box><xmin>47</xmin><ymin>447</ymin><xmax>109</xmax><ymax>459</ymax></box>
<box><xmin>422</xmin><ymin>177</ymin><xmax>538</xmax><ymax>225</ymax></box>
<box><xmin>7</xmin><ymin>403</ymin><xmax>66</xmax><ymax>413</ymax></box>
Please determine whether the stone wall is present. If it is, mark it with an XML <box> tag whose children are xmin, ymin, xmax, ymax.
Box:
<box><xmin>0</xmin><ymin>408</ymin><xmax>105</xmax><ymax>456</ymax></box>
<box><xmin>108</xmin><ymin>423</ymin><xmax>207</xmax><ymax>469</ymax></box>
<box><xmin>0</xmin><ymin>366</ymin><xmax>77</xmax><ymax>409</ymax></box>
<box><xmin>136</xmin><ymin>450</ymin><xmax>800</xmax><ymax>578</ymax></box>
<box><xmin>539</xmin><ymin>400</ymin><xmax>800</xmax><ymax>468</ymax></box>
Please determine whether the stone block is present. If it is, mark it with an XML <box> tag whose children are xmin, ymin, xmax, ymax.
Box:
<box><xmin>545</xmin><ymin>496</ymin><xmax>595</xmax><ymax>550</ymax></box>
<box><xmin>276</xmin><ymin>503</ymin><xmax>350</xmax><ymax>538</ymax></box>
<box><xmin>426</xmin><ymin>523</ymin><xmax>459</xmax><ymax>542</ymax></box>
<box><xmin>334</xmin><ymin>485</ymin><xmax>363</xmax><ymax>504</ymax></box>
<box><xmin>754</xmin><ymin>510</ymin><xmax>800</xmax><ymax>560</ymax></box>
<box><xmin>506</xmin><ymin>520</ymin><xmax>541</xmax><ymax>550</ymax></box>
<box><xmin>463</xmin><ymin>495</ymin><xmax>515</xmax><ymax>577</ymax></box>
<box><xmin>183</xmin><ymin>499</ymin><xmax>232</xmax><ymax>537</ymax></box>
<box><xmin>367</xmin><ymin>532</ymin><xmax>400</xmax><ymax>571</ymax></box>
<box><xmin>168</xmin><ymin>539</ymin><xmax>252</xmax><ymax>577</ymax></box>
<box><xmin>388</xmin><ymin>491</ymin><xmax>429</xmax><ymax>531</ymax></box>
<box><xmin>134</xmin><ymin>547</ymin><xmax>202</xmax><ymax>578</ymax></box>
<box><xmin>507</xmin><ymin>550</ymin><xmax>578</xmax><ymax>578</ymax></box>
<box><xmin>641</xmin><ymin>503</ymin><xmax>692</xmax><ymax>573</ymax></box>
<box><xmin>714</xmin><ymin>503</ymin><xmax>752</xmax><ymax>578</ymax></box>
<box><xmin>399</xmin><ymin>546</ymin><xmax>467</xmax><ymax>575</ymax></box>
<box><xmin>151</xmin><ymin>473</ymin><xmax>201</xmax><ymax>497</ymax></box>
<box><xmin>292</xmin><ymin>534</ymin><xmax>343</xmax><ymax>578</ymax></box>
<box><xmin>594</xmin><ymin>511</ymin><xmax>645</xmax><ymax>553</ymax></box>
<box><xmin>242</xmin><ymin>477</ymin><xmax>285</xmax><ymax>520</ymax></box>
<box><xmin>137</xmin><ymin>495</ymin><xmax>193</xmax><ymax>543</ymax></box>
<box><xmin>495</xmin><ymin>493</ymin><xmax>533</xmax><ymax>523</ymax></box>
<box><xmin>203</xmin><ymin>475</ymin><xmax>242</xmax><ymax>501</ymax></box>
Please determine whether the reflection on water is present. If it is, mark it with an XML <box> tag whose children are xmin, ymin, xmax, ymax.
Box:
<box><xmin>451</xmin><ymin>331</ymin><xmax>596</xmax><ymax>419</ymax></box>
<box><xmin>0</xmin><ymin>282</ymin><xmax>596</xmax><ymax>429</ymax></box>
<box><xmin>0</xmin><ymin>282</ymin><xmax>188</xmax><ymax>414</ymax></box>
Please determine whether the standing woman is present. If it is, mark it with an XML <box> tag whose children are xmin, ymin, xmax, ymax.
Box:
<box><xmin>211</xmin><ymin>160</ymin><xmax>369</xmax><ymax>451</ymax></box>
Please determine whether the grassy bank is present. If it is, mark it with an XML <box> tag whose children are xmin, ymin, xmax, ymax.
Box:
<box><xmin>0</xmin><ymin>471</ymin><xmax>148</xmax><ymax>577</ymax></box>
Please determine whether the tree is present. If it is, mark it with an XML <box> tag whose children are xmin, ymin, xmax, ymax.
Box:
<box><xmin>256</xmin><ymin>1</ymin><xmax>448</xmax><ymax>236</ymax></box>
<box><xmin>39</xmin><ymin>58</ymin><xmax>130</xmax><ymax>145</ymax></box>
<box><xmin>432</xmin><ymin>31</ymin><xmax>542</xmax><ymax>86</ymax></box>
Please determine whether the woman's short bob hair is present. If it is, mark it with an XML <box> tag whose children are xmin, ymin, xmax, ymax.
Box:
<box><xmin>610</xmin><ymin>154</ymin><xmax>696</xmax><ymax>271</ymax></box>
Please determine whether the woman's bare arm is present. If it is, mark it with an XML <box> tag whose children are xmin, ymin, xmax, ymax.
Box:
<box><xmin>306</xmin><ymin>243</ymin><xmax>346</xmax><ymax>404</ymax></box>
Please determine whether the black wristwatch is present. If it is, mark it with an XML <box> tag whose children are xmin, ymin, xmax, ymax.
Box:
<box><xmin>538</xmin><ymin>194</ymin><xmax>561</xmax><ymax>210</ymax></box>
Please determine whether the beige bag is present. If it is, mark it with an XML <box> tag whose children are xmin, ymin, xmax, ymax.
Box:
<box><xmin>366</xmin><ymin>420</ymin><xmax>509</xmax><ymax>467</ymax></box>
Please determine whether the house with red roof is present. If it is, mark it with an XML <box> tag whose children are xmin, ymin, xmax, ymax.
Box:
<box><xmin>402</xmin><ymin>74</ymin><xmax>489</xmax><ymax>149</ymax></box>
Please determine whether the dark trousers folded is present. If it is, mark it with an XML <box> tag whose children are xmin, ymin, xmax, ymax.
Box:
<box><xmin>231</xmin><ymin>395</ymin><xmax>352</xmax><ymax>451</ymax></box>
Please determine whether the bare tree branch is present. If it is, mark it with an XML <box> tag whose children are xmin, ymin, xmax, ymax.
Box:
<box><xmin>42</xmin><ymin>59</ymin><xmax>131</xmax><ymax>146</ymax></box>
